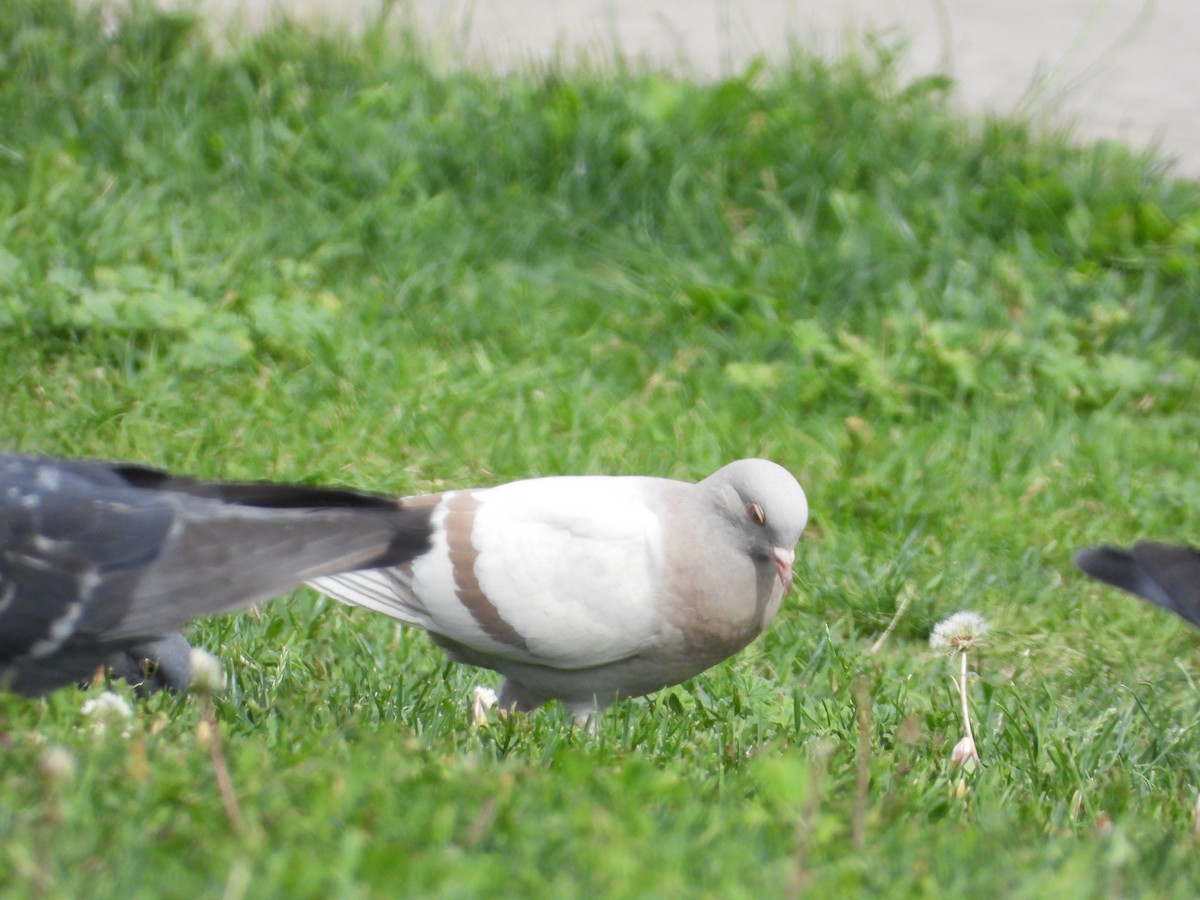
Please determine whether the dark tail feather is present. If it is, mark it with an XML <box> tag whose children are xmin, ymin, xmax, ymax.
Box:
<box><xmin>107</xmin><ymin>461</ymin><xmax>407</xmax><ymax>510</ymax></box>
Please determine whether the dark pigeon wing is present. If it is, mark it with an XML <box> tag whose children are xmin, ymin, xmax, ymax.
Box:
<box><xmin>0</xmin><ymin>453</ymin><xmax>434</xmax><ymax>695</ymax></box>
<box><xmin>0</xmin><ymin>457</ymin><xmax>173</xmax><ymax>661</ymax></box>
<box><xmin>1074</xmin><ymin>542</ymin><xmax>1200</xmax><ymax>629</ymax></box>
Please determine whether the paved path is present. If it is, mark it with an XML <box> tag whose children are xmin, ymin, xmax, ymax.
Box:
<box><xmin>93</xmin><ymin>1</ymin><xmax>1200</xmax><ymax>176</ymax></box>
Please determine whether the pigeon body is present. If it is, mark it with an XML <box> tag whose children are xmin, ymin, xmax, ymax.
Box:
<box><xmin>1075</xmin><ymin>542</ymin><xmax>1200</xmax><ymax>629</ymax></box>
<box><xmin>312</xmin><ymin>459</ymin><xmax>808</xmax><ymax>720</ymax></box>
<box><xmin>0</xmin><ymin>453</ymin><xmax>435</xmax><ymax>695</ymax></box>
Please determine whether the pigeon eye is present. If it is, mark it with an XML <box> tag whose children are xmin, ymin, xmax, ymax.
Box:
<box><xmin>746</xmin><ymin>501</ymin><xmax>766</xmax><ymax>526</ymax></box>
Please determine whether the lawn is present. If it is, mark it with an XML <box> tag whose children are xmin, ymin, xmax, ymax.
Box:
<box><xmin>2</xmin><ymin>1</ymin><xmax>1200</xmax><ymax>895</ymax></box>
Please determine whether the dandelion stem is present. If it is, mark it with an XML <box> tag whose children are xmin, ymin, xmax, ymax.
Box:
<box><xmin>958</xmin><ymin>650</ymin><xmax>979</xmax><ymax>762</ymax></box>
<box><xmin>203</xmin><ymin>700</ymin><xmax>244</xmax><ymax>834</ymax></box>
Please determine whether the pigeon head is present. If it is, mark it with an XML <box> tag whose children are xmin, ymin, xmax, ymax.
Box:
<box><xmin>698</xmin><ymin>458</ymin><xmax>808</xmax><ymax>593</ymax></box>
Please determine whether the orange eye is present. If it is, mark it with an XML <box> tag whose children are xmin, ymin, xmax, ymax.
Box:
<box><xmin>746</xmin><ymin>501</ymin><xmax>766</xmax><ymax>526</ymax></box>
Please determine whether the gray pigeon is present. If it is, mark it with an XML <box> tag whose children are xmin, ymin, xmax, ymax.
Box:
<box><xmin>1074</xmin><ymin>542</ymin><xmax>1200</xmax><ymax>629</ymax></box>
<box><xmin>311</xmin><ymin>458</ymin><xmax>808</xmax><ymax>722</ymax></box>
<box><xmin>0</xmin><ymin>453</ymin><xmax>434</xmax><ymax>696</ymax></box>
<box><xmin>102</xmin><ymin>632</ymin><xmax>196</xmax><ymax>696</ymax></box>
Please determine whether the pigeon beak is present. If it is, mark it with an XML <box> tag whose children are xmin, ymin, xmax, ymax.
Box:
<box><xmin>771</xmin><ymin>545</ymin><xmax>795</xmax><ymax>594</ymax></box>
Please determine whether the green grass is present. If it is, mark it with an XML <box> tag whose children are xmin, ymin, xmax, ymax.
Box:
<box><xmin>3</xmin><ymin>1</ymin><xmax>1200</xmax><ymax>895</ymax></box>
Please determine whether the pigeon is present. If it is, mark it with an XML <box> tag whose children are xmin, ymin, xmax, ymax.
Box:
<box><xmin>0</xmin><ymin>453</ymin><xmax>435</xmax><ymax>696</ymax></box>
<box><xmin>1074</xmin><ymin>542</ymin><xmax>1200</xmax><ymax>629</ymax></box>
<box><xmin>311</xmin><ymin>458</ymin><xmax>808</xmax><ymax>722</ymax></box>
<box><xmin>100</xmin><ymin>632</ymin><xmax>197</xmax><ymax>696</ymax></box>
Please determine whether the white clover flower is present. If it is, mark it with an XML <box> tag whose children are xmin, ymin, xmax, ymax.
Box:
<box><xmin>39</xmin><ymin>745</ymin><xmax>76</xmax><ymax>787</ymax></box>
<box><xmin>188</xmin><ymin>648</ymin><xmax>226</xmax><ymax>697</ymax></box>
<box><xmin>81</xmin><ymin>691</ymin><xmax>134</xmax><ymax>738</ymax></box>
<box><xmin>929</xmin><ymin>611</ymin><xmax>990</xmax><ymax>654</ymax></box>
<box><xmin>81</xmin><ymin>691</ymin><xmax>133</xmax><ymax>719</ymax></box>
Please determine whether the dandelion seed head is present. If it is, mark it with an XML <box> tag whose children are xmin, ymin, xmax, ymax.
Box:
<box><xmin>188</xmin><ymin>648</ymin><xmax>225</xmax><ymax>697</ymax></box>
<box><xmin>930</xmin><ymin>610</ymin><xmax>989</xmax><ymax>653</ymax></box>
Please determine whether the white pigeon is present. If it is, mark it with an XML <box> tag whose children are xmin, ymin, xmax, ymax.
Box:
<box><xmin>311</xmin><ymin>458</ymin><xmax>808</xmax><ymax>722</ymax></box>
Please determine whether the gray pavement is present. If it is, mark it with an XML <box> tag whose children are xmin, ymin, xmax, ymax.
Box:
<box><xmin>88</xmin><ymin>1</ymin><xmax>1200</xmax><ymax>176</ymax></box>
